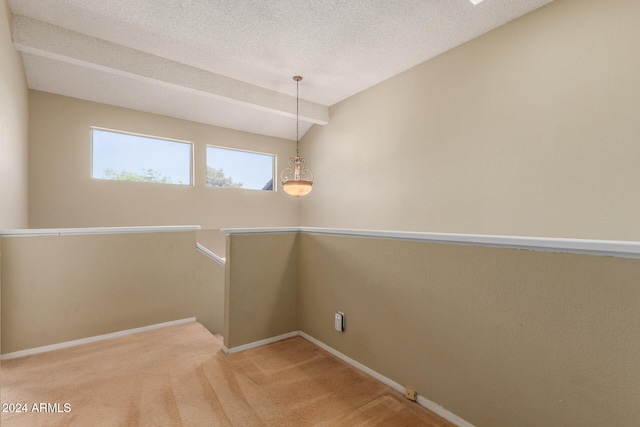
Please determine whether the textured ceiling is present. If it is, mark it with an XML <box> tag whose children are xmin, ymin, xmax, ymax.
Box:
<box><xmin>9</xmin><ymin>0</ymin><xmax>554</xmax><ymax>140</ymax></box>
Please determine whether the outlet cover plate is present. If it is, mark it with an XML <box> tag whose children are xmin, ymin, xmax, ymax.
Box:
<box><xmin>335</xmin><ymin>312</ymin><xmax>344</xmax><ymax>332</ymax></box>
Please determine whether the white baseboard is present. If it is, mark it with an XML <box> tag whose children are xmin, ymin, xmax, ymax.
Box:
<box><xmin>299</xmin><ymin>332</ymin><xmax>475</xmax><ymax>427</ymax></box>
<box><xmin>1</xmin><ymin>317</ymin><xmax>196</xmax><ymax>360</ymax></box>
<box><xmin>222</xmin><ymin>331</ymin><xmax>299</xmax><ymax>354</ymax></box>
<box><xmin>221</xmin><ymin>330</ymin><xmax>475</xmax><ymax>427</ymax></box>
<box><xmin>3</xmin><ymin>324</ymin><xmax>473</xmax><ymax>426</ymax></box>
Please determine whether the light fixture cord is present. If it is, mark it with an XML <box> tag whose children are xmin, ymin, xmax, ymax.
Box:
<box><xmin>296</xmin><ymin>77</ymin><xmax>299</xmax><ymax>157</ymax></box>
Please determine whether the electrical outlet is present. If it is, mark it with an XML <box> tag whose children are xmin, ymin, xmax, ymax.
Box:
<box><xmin>335</xmin><ymin>312</ymin><xmax>344</xmax><ymax>332</ymax></box>
<box><xmin>405</xmin><ymin>388</ymin><xmax>417</xmax><ymax>402</ymax></box>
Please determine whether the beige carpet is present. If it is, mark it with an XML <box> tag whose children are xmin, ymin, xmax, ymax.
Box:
<box><xmin>1</xmin><ymin>322</ymin><xmax>454</xmax><ymax>426</ymax></box>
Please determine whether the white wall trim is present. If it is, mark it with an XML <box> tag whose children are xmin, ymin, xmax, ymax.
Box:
<box><xmin>222</xmin><ymin>330</ymin><xmax>474</xmax><ymax>427</ymax></box>
<box><xmin>220</xmin><ymin>227</ymin><xmax>299</xmax><ymax>236</ymax></box>
<box><xmin>220</xmin><ymin>226</ymin><xmax>640</xmax><ymax>259</ymax></box>
<box><xmin>196</xmin><ymin>242</ymin><xmax>226</xmax><ymax>265</ymax></box>
<box><xmin>0</xmin><ymin>318</ymin><xmax>196</xmax><ymax>360</ymax></box>
<box><xmin>0</xmin><ymin>225</ymin><xmax>201</xmax><ymax>237</ymax></box>
<box><xmin>222</xmin><ymin>331</ymin><xmax>300</xmax><ymax>354</ymax></box>
<box><xmin>299</xmin><ymin>332</ymin><xmax>476</xmax><ymax>427</ymax></box>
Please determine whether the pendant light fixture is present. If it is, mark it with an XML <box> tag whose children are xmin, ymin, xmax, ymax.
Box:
<box><xmin>281</xmin><ymin>76</ymin><xmax>314</xmax><ymax>197</ymax></box>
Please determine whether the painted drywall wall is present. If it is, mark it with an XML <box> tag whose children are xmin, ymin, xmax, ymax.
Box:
<box><xmin>298</xmin><ymin>232</ymin><xmax>640</xmax><ymax>427</ymax></box>
<box><xmin>0</xmin><ymin>0</ymin><xmax>29</xmax><ymax>228</ymax></box>
<box><xmin>0</xmin><ymin>231</ymin><xmax>224</xmax><ymax>353</ymax></box>
<box><xmin>224</xmin><ymin>233</ymin><xmax>298</xmax><ymax>349</ymax></box>
<box><xmin>0</xmin><ymin>237</ymin><xmax>2</xmax><ymax>360</ymax></box>
<box><xmin>27</xmin><ymin>90</ymin><xmax>300</xmax><ymax>229</ymax></box>
<box><xmin>194</xmin><ymin>247</ymin><xmax>225</xmax><ymax>336</ymax></box>
<box><xmin>196</xmin><ymin>229</ymin><xmax>226</xmax><ymax>258</ymax></box>
<box><xmin>300</xmin><ymin>0</ymin><xmax>640</xmax><ymax>240</ymax></box>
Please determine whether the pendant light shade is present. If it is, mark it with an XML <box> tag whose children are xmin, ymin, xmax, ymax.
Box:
<box><xmin>282</xmin><ymin>156</ymin><xmax>313</xmax><ymax>197</ymax></box>
<box><xmin>281</xmin><ymin>76</ymin><xmax>313</xmax><ymax>197</ymax></box>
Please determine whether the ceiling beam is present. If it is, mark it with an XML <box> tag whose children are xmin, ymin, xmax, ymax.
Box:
<box><xmin>12</xmin><ymin>15</ymin><xmax>329</xmax><ymax>126</ymax></box>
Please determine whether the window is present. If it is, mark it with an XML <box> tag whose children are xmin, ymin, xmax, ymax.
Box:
<box><xmin>91</xmin><ymin>128</ymin><xmax>192</xmax><ymax>185</ymax></box>
<box><xmin>206</xmin><ymin>146</ymin><xmax>275</xmax><ymax>191</ymax></box>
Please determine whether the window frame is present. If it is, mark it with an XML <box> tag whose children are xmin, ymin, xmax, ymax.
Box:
<box><xmin>205</xmin><ymin>144</ymin><xmax>277</xmax><ymax>192</ymax></box>
<box><xmin>90</xmin><ymin>127</ymin><xmax>194</xmax><ymax>186</ymax></box>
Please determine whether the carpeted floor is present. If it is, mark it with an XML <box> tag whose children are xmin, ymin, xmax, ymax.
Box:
<box><xmin>1</xmin><ymin>322</ymin><xmax>454</xmax><ymax>426</ymax></box>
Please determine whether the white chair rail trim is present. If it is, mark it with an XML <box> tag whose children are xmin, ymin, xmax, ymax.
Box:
<box><xmin>196</xmin><ymin>243</ymin><xmax>226</xmax><ymax>265</ymax></box>
<box><xmin>221</xmin><ymin>226</ymin><xmax>640</xmax><ymax>259</ymax></box>
<box><xmin>0</xmin><ymin>225</ymin><xmax>201</xmax><ymax>237</ymax></box>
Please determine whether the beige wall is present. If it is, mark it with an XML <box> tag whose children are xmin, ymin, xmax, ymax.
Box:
<box><xmin>298</xmin><ymin>232</ymin><xmax>640</xmax><ymax>427</ymax></box>
<box><xmin>300</xmin><ymin>0</ymin><xmax>640</xmax><ymax>240</ymax></box>
<box><xmin>0</xmin><ymin>0</ymin><xmax>29</xmax><ymax>229</ymax></box>
<box><xmin>196</xmin><ymin>229</ymin><xmax>226</xmax><ymax>258</ymax></box>
<box><xmin>1</xmin><ymin>231</ymin><xmax>224</xmax><ymax>354</ymax></box>
<box><xmin>28</xmin><ymin>90</ymin><xmax>300</xmax><ymax>229</ymax></box>
<box><xmin>224</xmin><ymin>233</ymin><xmax>298</xmax><ymax>348</ymax></box>
<box><xmin>0</xmin><ymin>237</ymin><xmax>2</xmax><ymax>359</ymax></box>
<box><xmin>194</xmin><ymin>248</ymin><xmax>225</xmax><ymax>336</ymax></box>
